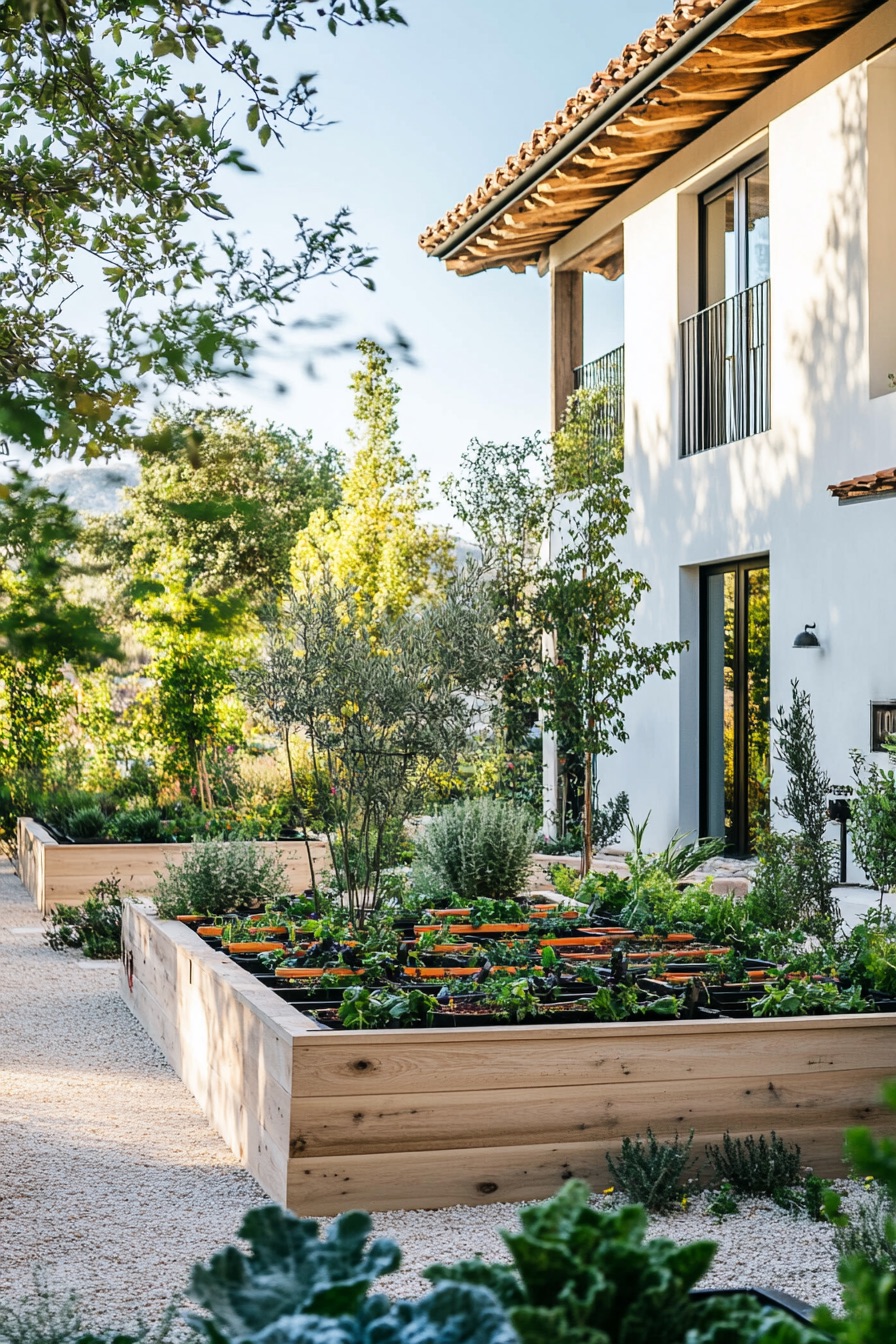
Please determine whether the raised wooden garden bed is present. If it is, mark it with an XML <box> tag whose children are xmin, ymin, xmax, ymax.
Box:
<box><xmin>19</xmin><ymin>817</ymin><xmax>331</xmax><ymax>914</ymax></box>
<box><xmin>119</xmin><ymin>899</ymin><xmax>896</xmax><ymax>1216</ymax></box>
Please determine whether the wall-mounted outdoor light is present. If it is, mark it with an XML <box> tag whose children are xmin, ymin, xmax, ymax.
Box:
<box><xmin>793</xmin><ymin>623</ymin><xmax>820</xmax><ymax>649</ymax></box>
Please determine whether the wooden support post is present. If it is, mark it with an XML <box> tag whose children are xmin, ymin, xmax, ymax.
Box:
<box><xmin>545</xmin><ymin>270</ymin><xmax>583</xmax><ymax>838</ymax></box>
<box><xmin>550</xmin><ymin>270</ymin><xmax>583</xmax><ymax>431</ymax></box>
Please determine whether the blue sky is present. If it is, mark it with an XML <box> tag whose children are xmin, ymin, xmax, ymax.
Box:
<box><xmin>51</xmin><ymin>1</ymin><xmax>662</xmax><ymax>523</ymax></box>
<box><xmin>215</xmin><ymin>0</ymin><xmax>664</xmax><ymax>524</ymax></box>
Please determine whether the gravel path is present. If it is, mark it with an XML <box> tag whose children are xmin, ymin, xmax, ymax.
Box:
<box><xmin>0</xmin><ymin>862</ymin><xmax>852</xmax><ymax>1331</ymax></box>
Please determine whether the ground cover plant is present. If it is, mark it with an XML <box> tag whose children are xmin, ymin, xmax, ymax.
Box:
<box><xmin>44</xmin><ymin>876</ymin><xmax>123</xmax><ymax>959</ymax></box>
<box><xmin>705</xmin><ymin>1133</ymin><xmax>803</xmax><ymax>1197</ymax></box>
<box><xmin>605</xmin><ymin>1128</ymin><xmax>694</xmax><ymax>1213</ymax></box>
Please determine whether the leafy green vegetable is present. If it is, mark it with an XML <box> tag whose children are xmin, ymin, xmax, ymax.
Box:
<box><xmin>751</xmin><ymin>979</ymin><xmax>871</xmax><ymax>1017</ymax></box>
<box><xmin>424</xmin><ymin>1179</ymin><xmax>820</xmax><ymax>1344</ymax></box>
<box><xmin>185</xmin><ymin>1205</ymin><xmax>515</xmax><ymax>1344</ymax></box>
<box><xmin>337</xmin><ymin>986</ymin><xmax>434</xmax><ymax>1030</ymax></box>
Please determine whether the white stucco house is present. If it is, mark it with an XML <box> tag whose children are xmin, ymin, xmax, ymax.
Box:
<box><xmin>421</xmin><ymin>0</ymin><xmax>896</xmax><ymax>870</ymax></box>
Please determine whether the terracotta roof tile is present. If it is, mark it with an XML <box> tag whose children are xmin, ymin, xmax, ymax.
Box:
<box><xmin>419</xmin><ymin>1</ymin><xmax>727</xmax><ymax>255</ymax></box>
<box><xmin>420</xmin><ymin>0</ymin><xmax>884</xmax><ymax>275</ymax></box>
<box><xmin>828</xmin><ymin>468</ymin><xmax>896</xmax><ymax>500</ymax></box>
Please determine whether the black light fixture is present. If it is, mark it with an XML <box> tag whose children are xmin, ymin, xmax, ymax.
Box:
<box><xmin>793</xmin><ymin>623</ymin><xmax>820</xmax><ymax>649</ymax></box>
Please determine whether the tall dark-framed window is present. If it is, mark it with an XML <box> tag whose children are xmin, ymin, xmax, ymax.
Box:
<box><xmin>700</xmin><ymin>557</ymin><xmax>770</xmax><ymax>855</ymax></box>
<box><xmin>700</xmin><ymin>154</ymin><xmax>770</xmax><ymax>307</ymax></box>
<box><xmin>681</xmin><ymin>154</ymin><xmax>770</xmax><ymax>456</ymax></box>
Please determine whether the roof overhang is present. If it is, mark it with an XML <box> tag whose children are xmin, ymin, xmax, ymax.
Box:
<box><xmin>420</xmin><ymin>0</ymin><xmax>887</xmax><ymax>277</ymax></box>
<box><xmin>829</xmin><ymin>467</ymin><xmax>896</xmax><ymax>502</ymax></box>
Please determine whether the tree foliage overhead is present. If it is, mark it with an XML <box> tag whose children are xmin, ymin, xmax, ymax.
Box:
<box><xmin>0</xmin><ymin>0</ymin><xmax>405</xmax><ymax>462</ymax></box>
<box><xmin>295</xmin><ymin>340</ymin><xmax>453</xmax><ymax>624</ymax></box>
<box><xmin>0</xmin><ymin>466</ymin><xmax>119</xmax><ymax>669</ymax></box>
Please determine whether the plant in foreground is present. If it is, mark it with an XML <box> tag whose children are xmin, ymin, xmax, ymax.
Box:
<box><xmin>186</xmin><ymin>1204</ymin><xmax>512</xmax><ymax>1344</ymax></box>
<box><xmin>815</xmin><ymin>1078</ymin><xmax>896</xmax><ymax>1342</ymax></box>
<box><xmin>426</xmin><ymin>1178</ymin><xmax>818</xmax><ymax>1343</ymax></box>
<box><xmin>606</xmin><ymin>1128</ymin><xmax>694</xmax><ymax>1213</ymax></box>
<box><xmin>833</xmin><ymin>1182</ymin><xmax>896</xmax><ymax>1275</ymax></box>
<box><xmin>706</xmin><ymin>1132</ymin><xmax>802</xmax><ymax>1197</ymax></box>
<box><xmin>9</xmin><ymin>1094</ymin><xmax>896</xmax><ymax>1344</ymax></box>
<box><xmin>43</xmin><ymin>877</ymin><xmax>123</xmax><ymax>959</ymax></box>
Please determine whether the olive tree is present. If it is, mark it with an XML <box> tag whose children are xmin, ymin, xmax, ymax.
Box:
<box><xmin>238</xmin><ymin>568</ymin><xmax>499</xmax><ymax>923</ymax></box>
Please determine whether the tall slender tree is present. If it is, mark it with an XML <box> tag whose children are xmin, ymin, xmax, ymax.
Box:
<box><xmin>295</xmin><ymin>340</ymin><xmax>453</xmax><ymax>625</ymax></box>
<box><xmin>443</xmin><ymin>437</ymin><xmax>547</xmax><ymax>768</ymax></box>
<box><xmin>536</xmin><ymin>390</ymin><xmax>685</xmax><ymax>873</ymax></box>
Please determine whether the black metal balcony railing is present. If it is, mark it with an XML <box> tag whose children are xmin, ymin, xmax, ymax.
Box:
<box><xmin>573</xmin><ymin>343</ymin><xmax>625</xmax><ymax>447</ymax></box>
<box><xmin>680</xmin><ymin>278</ymin><xmax>770</xmax><ymax>456</ymax></box>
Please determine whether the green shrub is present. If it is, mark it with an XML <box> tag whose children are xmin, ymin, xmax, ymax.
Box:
<box><xmin>606</xmin><ymin>1128</ymin><xmax>694</xmax><ymax>1213</ymax></box>
<box><xmin>60</xmin><ymin>803</ymin><xmax>108</xmax><ymax>839</ymax></box>
<box><xmin>833</xmin><ymin>1185</ymin><xmax>896</xmax><ymax>1274</ymax></box>
<box><xmin>153</xmin><ymin>840</ymin><xmax>287</xmax><ymax>919</ymax></box>
<box><xmin>43</xmin><ymin>876</ymin><xmax>123</xmax><ymax>958</ymax></box>
<box><xmin>772</xmin><ymin>1174</ymin><xmax>835</xmax><ymax>1222</ymax></box>
<box><xmin>706</xmin><ymin>1132</ymin><xmax>802</xmax><ymax>1196</ymax></box>
<box><xmin>106</xmin><ymin>806</ymin><xmax>165</xmax><ymax>843</ymax></box>
<box><xmin>838</xmin><ymin>912</ymin><xmax>896</xmax><ymax>997</ymax></box>
<box><xmin>707</xmin><ymin>1182</ymin><xmax>740</xmax><ymax>1220</ymax></box>
<box><xmin>34</xmin><ymin>789</ymin><xmax>116</xmax><ymax>833</ymax></box>
<box><xmin>413</xmin><ymin>798</ymin><xmax>538</xmax><ymax>904</ymax></box>
<box><xmin>749</xmin><ymin>682</ymin><xmax>839</xmax><ymax>935</ymax></box>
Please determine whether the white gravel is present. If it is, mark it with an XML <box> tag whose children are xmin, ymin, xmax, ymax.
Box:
<box><xmin>0</xmin><ymin>861</ymin><xmax>853</xmax><ymax>1330</ymax></box>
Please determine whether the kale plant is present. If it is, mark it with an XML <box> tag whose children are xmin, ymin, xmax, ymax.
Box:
<box><xmin>424</xmin><ymin>1179</ymin><xmax>820</xmax><ymax>1344</ymax></box>
<box><xmin>184</xmin><ymin>1205</ymin><xmax>513</xmax><ymax>1344</ymax></box>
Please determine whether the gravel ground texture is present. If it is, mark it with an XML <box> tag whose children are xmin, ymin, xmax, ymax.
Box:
<box><xmin>0</xmin><ymin>861</ymin><xmax>864</xmax><ymax>1333</ymax></box>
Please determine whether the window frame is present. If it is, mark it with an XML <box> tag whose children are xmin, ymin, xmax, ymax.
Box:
<box><xmin>699</xmin><ymin>151</ymin><xmax>769</xmax><ymax>309</ymax></box>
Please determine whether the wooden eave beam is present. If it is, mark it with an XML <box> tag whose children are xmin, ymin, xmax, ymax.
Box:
<box><xmin>434</xmin><ymin>0</ymin><xmax>885</xmax><ymax>277</ymax></box>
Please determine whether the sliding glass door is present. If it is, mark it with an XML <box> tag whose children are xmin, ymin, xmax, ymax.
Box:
<box><xmin>700</xmin><ymin>559</ymin><xmax>770</xmax><ymax>854</ymax></box>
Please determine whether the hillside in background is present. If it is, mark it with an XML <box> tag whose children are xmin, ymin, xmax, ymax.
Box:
<box><xmin>39</xmin><ymin>459</ymin><xmax>140</xmax><ymax>516</ymax></box>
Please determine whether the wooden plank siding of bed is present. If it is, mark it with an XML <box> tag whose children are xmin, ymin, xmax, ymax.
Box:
<box><xmin>18</xmin><ymin>818</ymin><xmax>331</xmax><ymax>913</ymax></box>
<box><xmin>288</xmin><ymin>1016</ymin><xmax>896</xmax><ymax>1211</ymax></box>
<box><xmin>120</xmin><ymin>902</ymin><xmax>896</xmax><ymax>1217</ymax></box>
